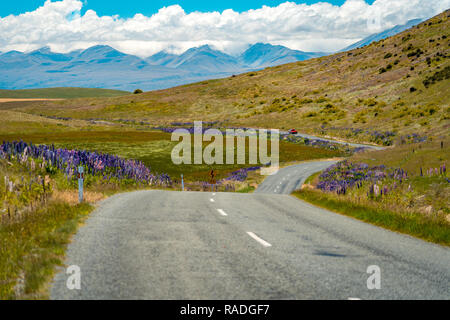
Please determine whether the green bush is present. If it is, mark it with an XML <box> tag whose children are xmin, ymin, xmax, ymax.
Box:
<box><xmin>423</xmin><ymin>65</ymin><xmax>450</xmax><ymax>87</ymax></box>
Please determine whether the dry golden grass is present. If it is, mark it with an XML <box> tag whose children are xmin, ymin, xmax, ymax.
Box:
<box><xmin>52</xmin><ymin>190</ymin><xmax>105</xmax><ymax>206</ymax></box>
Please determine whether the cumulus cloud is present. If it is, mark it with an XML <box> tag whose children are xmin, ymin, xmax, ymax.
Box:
<box><xmin>0</xmin><ymin>0</ymin><xmax>448</xmax><ymax>56</ymax></box>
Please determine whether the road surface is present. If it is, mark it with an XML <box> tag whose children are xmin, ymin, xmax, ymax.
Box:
<box><xmin>280</xmin><ymin>131</ymin><xmax>385</xmax><ymax>150</ymax></box>
<box><xmin>255</xmin><ymin>160</ymin><xmax>338</xmax><ymax>194</ymax></box>
<box><xmin>51</xmin><ymin>161</ymin><xmax>450</xmax><ymax>300</ymax></box>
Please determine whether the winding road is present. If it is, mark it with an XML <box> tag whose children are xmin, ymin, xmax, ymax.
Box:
<box><xmin>51</xmin><ymin>160</ymin><xmax>450</xmax><ymax>300</ymax></box>
<box><xmin>280</xmin><ymin>131</ymin><xmax>386</xmax><ymax>151</ymax></box>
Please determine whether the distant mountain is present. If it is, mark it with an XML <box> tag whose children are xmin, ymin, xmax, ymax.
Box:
<box><xmin>341</xmin><ymin>18</ymin><xmax>423</xmax><ymax>51</ymax></box>
<box><xmin>28</xmin><ymin>47</ymin><xmax>72</xmax><ymax>64</ymax></box>
<box><xmin>0</xmin><ymin>43</ymin><xmax>329</xmax><ymax>91</ymax></box>
<box><xmin>147</xmin><ymin>51</ymin><xmax>179</xmax><ymax>66</ymax></box>
<box><xmin>0</xmin><ymin>51</ymin><xmax>35</xmax><ymax>69</ymax></box>
<box><xmin>239</xmin><ymin>43</ymin><xmax>327</xmax><ymax>68</ymax></box>
<box><xmin>0</xmin><ymin>46</ymin><xmax>189</xmax><ymax>91</ymax></box>
<box><xmin>65</xmin><ymin>45</ymin><xmax>147</xmax><ymax>69</ymax></box>
<box><xmin>165</xmin><ymin>45</ymin><xmax>244</xmax><ymax>73</ymax></box>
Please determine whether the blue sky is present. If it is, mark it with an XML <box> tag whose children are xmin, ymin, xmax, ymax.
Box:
<box><xmin>0</xmin><ymin>0</ymin><xmax>376</xmax><ymax>17</ymax></box>
<box><xmin>0</xmin><ymin>0</ymin><xmax>444</xmax><ymax>57</ymax></box>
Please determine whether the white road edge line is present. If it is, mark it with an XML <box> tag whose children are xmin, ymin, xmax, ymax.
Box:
<box><xmin>247</xmin><ymin>232</ymin><xmax>272</xmax><ymax>247</ymax></box>
<box><xmin>217</xmin><ymin>209</ymin><xmax>228</xmax><ymax>216</ymax></box>
<box><xmin>348</xmin><ymin>297</ymin><xmax>361</xmax><ymax>300</ymax></box>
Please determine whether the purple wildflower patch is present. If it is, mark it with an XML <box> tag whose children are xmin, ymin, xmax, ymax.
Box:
<box><xmin>0</xmin><ymin>141</ymin><xmax>172</xmax><ymax>186</ymax></box>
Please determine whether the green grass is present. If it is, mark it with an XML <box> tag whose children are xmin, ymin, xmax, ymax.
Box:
<box><xmin>0</xmin><ymin>129</ymin><xmax>345</xmax><ymax>182</ymax></box>
<box><xmin>294</xmin><ymin>189</ymin><xmax>450</xmax><ymax>246</ymax></box>
<box><xmin>303</xmin><ymin>171</ymin><xmax>321</xmax><ymax>185</ymax></box>
<box><xmin>50</xmin><ymin>136</ymin><xmax>344</xmax><ymax>182</ymax></box>
<box><xmin>0</xmin><ymin>202</ymin><xmax>93</xmax><ymax>299</ymax></box>
<box><xmin>236</xmin><ymin>185</ymin><xmax>256</xmax><ymax>193</ymax></box>
<box><xmin>294</xmin><ymin>138</ymin><xmax>449</xmax><ymax>245</ymax></box>
<box><xmin>0</xmin><ymin>87</ymin><xmax>130</xmax><ymax>99</ymax></box>
<box><xmin>0</xmin><ymin>148</ymin><xmax>169</xmax><ymax>299</ymax></box>
<box><xmin>350</xmin><ymin>138</ymin><xmax>449</xmax><ymax>177</ymax></box>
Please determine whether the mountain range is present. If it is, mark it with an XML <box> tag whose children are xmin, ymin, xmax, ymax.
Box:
<box><xmin>0</xmin><ymin>18</ymin><xmax>424</xmax><ymax>91</ymax></box>
<box><xmin>0</xmin><ymin>44</ymin><xmax>326</xmax><ymax>91</ymax></box>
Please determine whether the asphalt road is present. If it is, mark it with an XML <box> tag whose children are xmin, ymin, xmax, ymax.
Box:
<box><xmin>255</xmin><ymin>160</ymin><xmax>338</xmax><ymax>194</ymax></box>
<box><xmin>51</xmin><ymin>161</ymin><xmax>450</xmax><ymax>300</ymax></box>
<box><xmin>280</xmin><ymin>131</ymin><xmax>386</xmax><ymax>150</ymax></box>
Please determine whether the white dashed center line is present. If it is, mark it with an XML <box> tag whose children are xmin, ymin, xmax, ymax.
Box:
<box><xmin>247</xmin><ymin>232</ymin><xmax>272</xmax><ymax>247</ymax></box>
<box><xmin>210</xmin><ymin>198</ymin><xmax>215</xmax><ymax>202</ymax></box>
<box><xmin>217</xmin><ymin>209</ymin><xmax>228</xmax><ymax>216</ymax></box>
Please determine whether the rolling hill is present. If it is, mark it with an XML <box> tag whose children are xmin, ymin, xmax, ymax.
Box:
<box><xmin>11</xmin><ymin>10</ymin><xmax>450</xmax><ymax>145</ymax></box>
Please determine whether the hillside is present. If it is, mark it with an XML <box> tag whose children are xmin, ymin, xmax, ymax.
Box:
<box><xmin>0</xmin><ymin>87</ymin><xmax>130</xmax><ymax>99</ymax></box>
<box><xmin>13</xmin><ymin>10</ymin><xmax>450</xmax><ymax>145</ymax></box>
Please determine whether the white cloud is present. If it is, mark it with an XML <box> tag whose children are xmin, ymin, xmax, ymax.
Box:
<box><xmin>0</xmin><ymin>0</ymin><xmax>448</xmax><ymax>56</ymax></box>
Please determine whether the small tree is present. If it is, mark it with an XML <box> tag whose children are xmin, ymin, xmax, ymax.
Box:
<box><xmin>133</xmin><ymin>89</ymin><xmax>143</xmax><ymax>94</ymax></box>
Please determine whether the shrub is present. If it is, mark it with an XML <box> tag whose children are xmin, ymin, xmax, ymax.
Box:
<box><xmin>353</xmin><ymin>111</ymin><xmax>367</xmax><ymax>123</ymax></box>
<box><xmin>364</xmin><ymin>98</ymin><xmax>377</xmax><ymax>107</ymax></box>
<box><xmin>401</xmin><ymin>34</ymin><xmax>412</xmax><ymax>42</ymax></box>
<box><xmin>304</xmin><ymin>111</ymin><xmax>318</xmax><ymax>118</ymax></box>
<box><xmin>321</xmin><ymin>103</ymin><xmax>341</xmax><ymax>114</ymax></box>
<box><xmin>407</xmin><ymin>48</ymin><xmax>423</xmax><ymax>58</ymax></box>
<box><xmin>384</xmin><ymin>53</ymin><xmax>392</xmax><ymax>59</ymax></box>
<box><xmin>403</xmin><ymin>43</ymin><xmax>414</xmax><ymax>51</ymax></box>
<box><xmin>422</xmin><ymin>65</ymin><xmax>450</xmax><ymax>88</ymax></box>
<box><xmin>133</xmin><ymin>89</ymin><xmax>143</xmax><ymax>94</ymax></box>
<box><xmin>300</xmin><ymin>98</ymin><xmax>313</xmax><ymax>104</ymax></box>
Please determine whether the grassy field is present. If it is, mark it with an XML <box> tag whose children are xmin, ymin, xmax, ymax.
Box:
<box><xmin>0</xmin><ymin>129</ymin><xmax>346</xmax><ymax>182</ymax></box>
<box><xmin>0</xmin><ymin>87</ymin><xmax>130</xmax><ymax>99</ymax></box>
<box><xmin>294</xmin><ymin>189</ymin><xmax>449</xmax><ymax>245</ymax></box>
<box><xmin>0</xmin><ymin>158</ymin><xmax>95</xmax><ymax>299</ymax></box>
<box><xmin>0</xmin><ymin>201</ymin><xmax>93</xmax><ymax>299</ymax></box>
<box><xmin>0</xmin><ymin>139</ymin><xmax>175</xmax><ymax>299</ymax></box>
<box><xmin>10</xmin><ymin>11</ymin><xmax>449</xmax><ymax>145</ymax></box>
<box><xmin>294</xmin><ymin>138</ymin><xmax>449</xmax><ymax>245</ymax></box>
